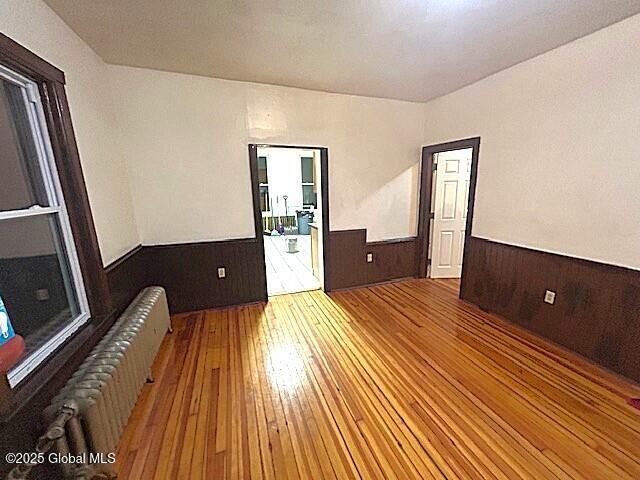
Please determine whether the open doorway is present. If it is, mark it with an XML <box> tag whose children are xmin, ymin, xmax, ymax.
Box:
<box><xmin>417</xmin><ymin>138</ymin><xmax>480</xmax><ymax>295</ymax></box>
<box><xmin>249</xmin><ymin>145</ymin><xmax>330</xmax><ymax>297</ymax></box>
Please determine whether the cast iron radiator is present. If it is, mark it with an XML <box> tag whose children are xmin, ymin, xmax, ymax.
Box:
<box><xmin>13</xmin><ymin>287</ymin><xmax>171</xmax><ymax>479</ymax></box>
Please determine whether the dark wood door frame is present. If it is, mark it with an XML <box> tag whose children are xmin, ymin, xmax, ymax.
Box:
<box><xmin>248</xmin><ymin>144</ymin><xmax>332</xmax><ymax>298</ymax></box>
<box><xmin>416</xmin><ymin>137</ymin><xmax>481</xmax><ymax>295</ymax></box>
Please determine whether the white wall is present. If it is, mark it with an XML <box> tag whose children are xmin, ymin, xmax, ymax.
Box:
<box><xmin>0</xmin><ymin>0</ymin><xmax>139</xmax><ymax>265</ymax></box>
<box><xmin>9</xmin><ymin>1</ymin><xmax>637</xmax><ymax>272</ymax></box>
<box><xmin>108</xmin><ymin>65</ymin><xmax>424</xmax><ymax>245</ymax></box>
<box><xmin>423</xmin><ymin>14</ymin><xmax>640</xmax><ymax>270</ymax></box>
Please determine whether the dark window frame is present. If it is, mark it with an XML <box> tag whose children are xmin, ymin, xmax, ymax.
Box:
<box><xmin>0</xmin><ymin>33</ymin><xmax>113</xmax><ymax>420</ymax></box>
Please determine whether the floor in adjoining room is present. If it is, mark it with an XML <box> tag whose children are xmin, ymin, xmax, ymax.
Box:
<box><xmin>264</xmin><ymin>234</ymin><xmax>320</xmax><ymax>296</ymax></box>
<box><xmin>115</xmin><ymin>278</ymin><xmax>640</xmax><ymax>480</ymax></box>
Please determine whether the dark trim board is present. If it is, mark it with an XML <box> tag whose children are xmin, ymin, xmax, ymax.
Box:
<box><xmin>248</xmin><ymin>144</ymin><xmax>332</xmax><ymax>293</ymax></box>
<box><xmin>461</xmin><ymin>236</ymin><xmax>640</xmax><ymax>383</ymax></box>
<box><xmin>248</xmin><ymin>145</ymin><xmax>269</xmax><ymax>302</ymax></box>
<box><xmin>417</xmin><ymin>137</ymin><xmax>481</xmax><ymax>282</ymax></box>
<box><xmin>319</xmin><ymin>148</ymin><xmax>331</xmax><ymax>291</ymax></box>
<box><xmin>328</xmin><ymin>229</ymin><xmax>418</xmax><ymax>290</ymax></box>
<box><xmin>0</xmin><ymin>32</ymin><xmax>65</xmax><ymax>84</ymax></box>
<box><xmin>45</xmin><ymin>82</ymin><xmax>113</xmax><ymax>317</ymax></box>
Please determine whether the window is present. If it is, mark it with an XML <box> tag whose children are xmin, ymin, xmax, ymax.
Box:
<box><xmin>301</xmin><ymin>156</ymin><xmax>313</xmax><ymax>183</ymax></box>
<box><xmin>258</xmin><ymin>156</ymin><xmax>269</xmax><ymax>212</ymax></box>
<box><xmin>302</xmin><ymin>185</ymin><xmax>317</xmax><ymax>207</ymax></box>
<box><xmin>258</xmin><ymin>155</ymin><xmax>268</xmax><ymax>184</ymax></box>
<box><xmin>0</xmin><ymin>63</ymin><xmax>90</xmax><ymax>387</ymax></box>
<box><xmin>300</xmin><ymin>156</ymin><xmax>317</xmax><ymax>208</ymax></box>
<box><xmin>259</xmin><ymin>185</ymin><xmax>270</xmax><ymax>212</ymax></box>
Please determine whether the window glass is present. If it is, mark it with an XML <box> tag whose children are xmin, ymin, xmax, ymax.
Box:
<box><xmin>301</xmin><ymin>157</ymin><xmax>314</xmax><ymax>183</ymax></box>
<box><xmin>260</xmin><ymin>185</ymin><xmax>269</xmax><ymax>212</ymax></box>
<box><xmin>302</xmin><ymin>185</ymin><xmax>317</xmax><ymax>207</ymax></box>
<box><xmin>0</xmin><ymin>79</ymin><xmax>48</xmax><ymax>212</ymax></box>
<box><xmin>0</xmin><ymin>215</ymin><xmax>79</xmax><ymax>357</ymax></box>
<box><xmin>258</xmin><ymin>156</ymin><xmax>268</xmax><ymax>184</ymax></box>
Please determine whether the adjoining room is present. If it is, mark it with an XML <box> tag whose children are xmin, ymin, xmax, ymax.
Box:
<box><xmin>1</xmin><ymin>2</ymin><xmax>640</xmax><ymax>479</ymax></box>
<box><xmin>255</xmin><ymin>146</ymin><xmax>325</xmax><ymax>296</ymax></box>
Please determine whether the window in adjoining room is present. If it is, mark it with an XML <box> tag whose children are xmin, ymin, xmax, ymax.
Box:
<box><xmin>258</xmin><ymin>156</ymin><xmax>270</xmax><ymax>212</ymax></box>
<box><xmin>300</xmin><ymin>156</ymin><xmax>316</xmax><ymax>208</ymax></box>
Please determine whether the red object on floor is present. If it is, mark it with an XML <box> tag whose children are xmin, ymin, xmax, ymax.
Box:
<box><xmin>0</xmin><ymin>335</ymin><xmax>25</xmax><ymax>373</ymax></box>
<box><xmin>629</xmin><ymin>398</ymin><xmax>640</xmax><ymax>411</ymax></box>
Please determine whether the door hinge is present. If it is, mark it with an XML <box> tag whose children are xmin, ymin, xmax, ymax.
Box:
<box><xmin>429</xmin><ymin>212</ymin><xmax>435</xmax><ymax>219</ymax></box>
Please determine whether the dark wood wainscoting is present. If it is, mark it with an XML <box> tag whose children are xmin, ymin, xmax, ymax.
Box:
<box><xmin>105</xmin><ymin>239</ymin><xmax>267</xmax><ymax>315</ymax></box>
<box><xmin>105</xmin><ymin>245</ymin><xmax>148</xmax><ymax>315</ymax></box>
<box><xmin>145</xmin><ymin>239</ymin><xmax>266</xmax><ymax>313</ymax></box>
<box><xmin>329</xmin><ymin>229</ymin><xmax>418</xmax><ymax>290</ymax></box>
<box><xmin>461</xmin><ymin>236</ymin><xmax>640</xmax><ymax>383</ymax></box>
<box><xmin>109</xmin><ymin>231</ymin><xmax>418</xmax><ymax>311</ymax></box>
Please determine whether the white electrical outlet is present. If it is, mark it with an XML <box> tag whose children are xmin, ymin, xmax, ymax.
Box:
<box><xmin>544</xmin><ymin>290</ymin><xmax>556</xmax><ymax>304</ymax></box>
<box><xmin>217</xmin><ymin>267</ymin><xmax>226</xmax><ymax>279</ymax></box>
<box><xmin>366</xmin><ymin>252</ymin><xmax>373</xmax><ymax>263</ymax></box>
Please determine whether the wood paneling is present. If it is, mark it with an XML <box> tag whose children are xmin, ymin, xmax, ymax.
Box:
<box><xmin>115</xmin><ymin>279</ymin><xmax>640</xmax><ymax>479</ymax></box>
<box><xmin>461</xmin><ymin>236</ymin><xmax>640</xmax><ymax>382</ymax></box>
<box><xmin>105</xmin><ymin>239</ymin><xmax>268</xmax><ymax>315</ymax></box>
<box><xmin>328</xmin><ymin>229</ymin><xmax>417</xmax><ymax>290</ymax></box>
<box><xmin>105</xmin><ymin>245</ymin><xmax>148</xmax><ymax>316</ymax></box>
<box><xmin>145</xmin><ymin>239</ymin><xmax>266</xmax><ymax>313</ymax></box>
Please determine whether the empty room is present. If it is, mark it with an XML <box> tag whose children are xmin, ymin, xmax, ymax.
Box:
<box><xmin>1</xmin><ymin>1</ymin><xmax>639</xmax><ymax>479</ymax></box>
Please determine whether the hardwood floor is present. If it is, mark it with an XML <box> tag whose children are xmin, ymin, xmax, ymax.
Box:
<box><xmin>115</xmin><ymin>278</ymin><xmax>640</xmax><ymax>479</ymax></box>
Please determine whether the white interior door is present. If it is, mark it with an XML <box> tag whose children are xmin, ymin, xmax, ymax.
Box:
<box><xmin>430</xmin><ymin>148</ymin><xmax>472</xmax><ymax>278</ymax></box>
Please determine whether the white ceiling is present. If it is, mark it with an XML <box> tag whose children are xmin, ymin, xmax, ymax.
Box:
<box><xmin>45</xmin><ymin>0</ymin><xmax>640</xmax><ymax>102</ymax></box>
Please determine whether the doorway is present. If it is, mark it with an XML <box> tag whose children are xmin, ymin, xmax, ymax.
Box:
<box><xmin>248</xmin><ymin>145</ymin><xmax>331</xmax><ymax>298</ymax></box>
<box><xmin>417</xmin><ymin>138</ymin><xmax>480</xmax><ymax>293</ymax></box>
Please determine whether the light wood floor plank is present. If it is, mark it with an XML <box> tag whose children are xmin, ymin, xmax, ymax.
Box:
<box><xmin>116</xmin><ymin>278</ymin><xmax>640</xmax><ymax>479</ymax></box>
